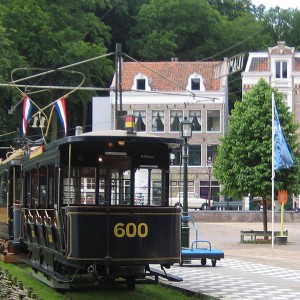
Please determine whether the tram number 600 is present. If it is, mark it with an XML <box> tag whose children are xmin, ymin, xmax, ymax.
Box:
<box><xmin>114</xmin><ymin>222</ymin><xmax>148</xmax><ymax>238</ymax></box>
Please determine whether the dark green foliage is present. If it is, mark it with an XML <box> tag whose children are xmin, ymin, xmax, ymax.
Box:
<box><xmin>0</xmin><ymin>0</ymin><xmax>113</xmax><ymax>141</ymax></box>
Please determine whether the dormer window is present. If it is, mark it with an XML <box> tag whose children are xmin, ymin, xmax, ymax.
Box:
<box><xmin>131</xmin><ymin>73</ymin><xmax>151</xmax><ymax>91</ymax></box>
<box><xmin>186</xmin><ymin>73</ymin><xmax>205</xmax><ymax>91</ymax></box>
<box><xmin>191</xmin><ymin>78</ymin><xmax>200</xmax><ymax>90</ymax></box>
<box><xmin>137</xmin><ymin>79</ymin><xmax>146</xmax><ymax>90</ymax></box>
<box><xmin>276</xmin><ymin>61</ymin><xmax>287</xmax><ymax>79</ymax></box>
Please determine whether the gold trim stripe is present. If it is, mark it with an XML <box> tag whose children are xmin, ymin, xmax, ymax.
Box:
<box><xmin>67</xmin><ymin>212</ymin><xmax>181</xmax><ymax>216</ymax></box>
<box><xmin>66</xmin><ymin>256</ymin><xmax>180</xmax><ymax>261</ymax></box>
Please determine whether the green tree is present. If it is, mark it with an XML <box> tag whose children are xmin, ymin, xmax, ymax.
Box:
<box><xmin>261</xmin><ymin>7</ymin><xmax>297</xmax><ymax>42</ymax></box>
<box><xmin>214</xmin><ymin>79</ymin><xmax>300</xmax><ymax>232</ymax></box>
<box><xmin>208</xmin><ymin>0</ymin><xmax>253</xmax><ymax>20</ymax></box>
<box><xmin>104</xmin><ymin>0</ymin><xmax>149</xmax><ymax>54</ymax></box>
<box><xmin>0</xmin><ymin>4</ymin><xmax>28</xmax><ymax>138</ymax></box>
<box><xmin>127</xmin><ymin>0</ymin><xmax>223</xmax><ymax>60</ymax></box>
<box><xmin>0</xmin><ymin>0</ymin><xmax>114</xmax><ymax>140</ymax></box>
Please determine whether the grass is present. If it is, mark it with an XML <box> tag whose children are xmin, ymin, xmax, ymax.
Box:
<box><xmin>0</xmin><ymin>261</ymin><xmax>216</xmax><ymax>300</ymax></box>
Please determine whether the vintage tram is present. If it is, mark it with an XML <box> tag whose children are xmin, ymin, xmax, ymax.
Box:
<box><xmin>0</xmin><ymin>129</ymin><xmax>182</xmax><ymax>288</ymax></box>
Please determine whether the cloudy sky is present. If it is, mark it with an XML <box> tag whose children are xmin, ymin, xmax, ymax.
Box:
<box><xmin>251</xmin><ymin>0</ymin><xmax>300</xmax><ymax>10</ymax></box>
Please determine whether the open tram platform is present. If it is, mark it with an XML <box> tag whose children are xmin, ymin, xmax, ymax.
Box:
<box><xmin>161</xmin><ymin>221</ymin><xmax>300</xmax><ymax>299</ymax></box>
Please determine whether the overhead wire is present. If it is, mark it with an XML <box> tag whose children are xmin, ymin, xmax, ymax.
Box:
<box><xmin>198</xmin><ymin>24</ymin><xmax>268</xmax><ymax>61</ymax></box>
<box><xmin>3</xmin><ymin>1</ymin><xmax>267</xmax><ymax>142</ymax></box>
<box><xmin>6</xmin><ymin>0</ymin><xmax>121</xmax><ymax>116</ymax></box>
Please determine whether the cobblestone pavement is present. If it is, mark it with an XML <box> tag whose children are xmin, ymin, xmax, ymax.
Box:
<box><xmin>161</xmin><ymin>222</ymin><xmax>300</xmax><ymax>299</ymax></box>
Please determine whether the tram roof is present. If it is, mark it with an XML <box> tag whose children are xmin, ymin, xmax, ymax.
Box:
<box><xmin>50</xmin><ymin>130</ymin><xmax>182</xmax><ymax>149</ymax></box>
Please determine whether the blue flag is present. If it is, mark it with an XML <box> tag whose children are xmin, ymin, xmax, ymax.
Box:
<box><xmin>274</xmin><ymin>103</ymin><xmax>295</xmax><ymax>170</ymax></box>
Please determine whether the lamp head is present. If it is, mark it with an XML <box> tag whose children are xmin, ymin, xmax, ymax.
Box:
<box><xmin>180</xmin><ymin>117</ymin><xmax>192</xmax><ymax>139</ymax></box>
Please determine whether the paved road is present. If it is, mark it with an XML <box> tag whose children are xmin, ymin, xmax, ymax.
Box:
<box><xmin>161</xmin><ymin>222</ymin><xmax>300</xmax><ymax>299</ymax></box>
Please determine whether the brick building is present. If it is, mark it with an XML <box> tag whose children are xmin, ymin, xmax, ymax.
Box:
<box><xmin>93</xmin><ymin>59</ymin><xmax>227</xmax><ymax>203</ymax></box>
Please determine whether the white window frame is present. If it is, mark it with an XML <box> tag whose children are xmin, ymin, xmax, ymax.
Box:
<box><xmin>186</xmin><ymin>73</ymin><xmax>205</xmax><ymax>91</ymax></box>
<box><xmin>207</xmin><ymin>110</ymin><xmax>221</xmax><ymax>132</ymax></box>
<box><xmin>131</xmin><ymin>73</ymin><xmax>151</xmax><ymax>91</ymax></box>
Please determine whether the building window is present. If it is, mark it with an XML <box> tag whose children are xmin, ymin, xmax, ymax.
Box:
<box><xmin>282</xmin><ymin>94</ymin><xmax>287</xmax><ymax>104</ymax></box>
<box><xmin>200</xmin><ymin>180</ymin><xmax>220</xmax><ymax>202</ymax></box>
<box><xmin>207</xmin><ymin>110</ymin><xmax>220</xmax><ymax>132</ymax></box>
<box><xmin>171</xmin><ymin>148</ymin><xmax>181</xmax><ymax>166</ymax></box>
<box><xmin>170</xmin><ymin>110</ymin><xmax>183</xmax><ymax>131</ymax></box>
<box><xmin>276</xmin><ymin>61</ymin><xmax>287</xmax><ymax>79</ymax></box>
<box><xmin>131</xmin><ymin>73</ymin><xmax>151</xmax><ymax>91</ymax></box>
<box><xmin>188</xmin><ymin>145</ymin><xmax>201</xmax><ymax>166</ymax></box>
<box><xmin>137</xmin><ymin>79</ymin><xmax>146</xmax><ymax>90</ymax></box>
<box><xmin>191</xmin><ymin>78</ymin><xmax>200</xmax><ymax>90</ymax></box>
<box><xmin>152</xmin><ymin>110</ymin><xmax>165</xmax><ymax>132</ymax></box>
<box><xmin>186</xmin><ymin>73</ymin><xmax>205</xmax><ymax>91</ymax></box>
<box><xmin>133</xmin><ymin>110</ymin><xmax>146</xmax><ymax>131</ymax></box>
<box><xmin>189</xmin><ymin>110</ymin><xmax>201</xmax><ymax>131</ymax></box>
<box><xmin>207</xmin><ymin>144</ymin><xmax>218</xmax><ymax>162</ymax></box>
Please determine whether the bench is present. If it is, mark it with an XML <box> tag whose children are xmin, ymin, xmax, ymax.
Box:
<box><xmin>240</xmin><ymin>230</ymin><xmax>288</xmax><ymax>243</ymax></box>
<box><xmin>213</xmin><ymin>201</ymin><xmax>243</xmax><ymax>211</ymax></box>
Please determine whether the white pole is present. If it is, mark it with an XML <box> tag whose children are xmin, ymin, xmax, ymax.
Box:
<box><xmin>271</xmin><ymin>92</ymin><xmax>275</xmax><ymax>248</ymax></box>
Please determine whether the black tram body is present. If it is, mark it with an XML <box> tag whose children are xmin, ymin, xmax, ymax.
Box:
<box><xmin>0</xmin><ymin>130</ymin><xmax>182</xmax><ymax>288</ymax></box>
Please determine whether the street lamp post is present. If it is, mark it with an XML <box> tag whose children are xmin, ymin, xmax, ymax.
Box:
<box><xmin>180</xmin><ymin>117</ymin><xmax>192</xmax><ymax>248</ymax></box>
<box><xmin>207</xmin><ymin>156</ymin><xmax>212</xmax><ymax>208</ymax></box>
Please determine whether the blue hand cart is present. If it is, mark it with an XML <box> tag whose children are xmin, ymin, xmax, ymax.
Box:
<box><xmin>181</xmin><ymin>216</ymin><xmax>224</xmax><ymax>267</ymax></box>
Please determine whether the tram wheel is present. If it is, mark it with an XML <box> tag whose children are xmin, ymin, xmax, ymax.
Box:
<box><xmin>201</xmin><ymin>258</ymin><xmax>207</xmax><ymax>266</ymax></box>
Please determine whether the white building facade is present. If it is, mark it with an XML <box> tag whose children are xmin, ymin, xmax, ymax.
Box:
<box><xmin>242</xmin><ymin>41</ymin><xmax>300</xmax><ymax>125</ymax></box>
<box><xmin>242</xmin><ymin>41</ymin><xmax>300</xmax><ymax>209</ymax></box>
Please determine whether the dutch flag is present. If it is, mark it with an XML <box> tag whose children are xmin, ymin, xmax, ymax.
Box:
<box><xmin>22</xmin><ymin>96</ymin><xmax>33</xmax><ymax>136</ymax></box>
<box><xmin>55</xmin><ymin>97</ymin><xmax>68</xmax><ymax>136</ymax></box>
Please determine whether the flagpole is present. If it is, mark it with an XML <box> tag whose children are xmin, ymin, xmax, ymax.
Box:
<box><xmin>271</xmin><ymin>92</ymin><xmax>275</xmax><ymax>249</ymax></box>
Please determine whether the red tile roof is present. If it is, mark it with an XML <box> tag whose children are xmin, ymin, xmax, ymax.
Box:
<box><xmin>249</xmin><ymin>57</ymin><xmax>269</xmax><ymax>72</ymax></box>
<box><xmin>295</xmin><ymin>58</ymin><xmax>300</xmax><ymax>72</ymax></box>
<box><xmin>112</xmin><ymin>61</ymin><xmax>222</xmax><ymax>92</ymax></box>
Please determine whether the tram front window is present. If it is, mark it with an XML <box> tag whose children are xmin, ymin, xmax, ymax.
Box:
<box><xmin>134</xmin><ymin>168</ymin><xmax>164</xmax><ymax>206</ymax></box>
<box><xmin>61</xmin><ymin>156</ymin><xmax>166</xmax><ymax>206</ymax></box>
<box><xmin>62</xmin><ymin>167</ymin><xmax>96</xmax><ymax>205</ymax></box>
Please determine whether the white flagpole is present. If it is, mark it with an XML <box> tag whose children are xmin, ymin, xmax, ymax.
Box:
<box><xmin>271</xmin><ymin>92</ymin><xmax>275</xmax><ymax>248</ymax></box>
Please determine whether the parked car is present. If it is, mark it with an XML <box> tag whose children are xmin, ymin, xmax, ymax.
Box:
<box><xmin>170</xmin><ymin>192</ymin><xmax>210</xmax><ymax>210</ymax></box>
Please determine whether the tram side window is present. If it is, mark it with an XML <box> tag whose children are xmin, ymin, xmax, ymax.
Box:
<box><xmin>15</xmin><ymin>168</ymin><xmax>22</xmax><ymax>204</ymax></box>
<box><xmin>39</xmin><ymin>166</ymin><xmax>47</xmax><ymax>208</ymax></box>
<box><xmin>62</xmin><ymin>167</ymin><xmax>96</xmax><ymax>205</ymax></box>
<box><xmin>31</xmin><ymin>171</ymin><xmax>39</xmax><ymax>207</ymax></box>
<box><xmin>0</xmin><ymin>172</ymin><xmax>8</xmax><ymax>206</ymax></box>
<box><xmin>48</xmin><ymin>164</ymin><xmax>55</xmax><ymax>207</ymax></box>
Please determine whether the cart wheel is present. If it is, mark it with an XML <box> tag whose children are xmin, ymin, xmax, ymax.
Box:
<box><xmin>212</xmin><ymin>259</ymin><xmax>217</xmax><ymax>267</ymax></box>
<box><xmin>201</xmin><ymin>258</ymin><xmax>207</xmax><ymax>266</ymax></box>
